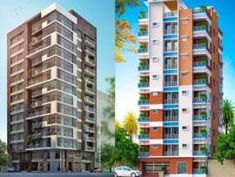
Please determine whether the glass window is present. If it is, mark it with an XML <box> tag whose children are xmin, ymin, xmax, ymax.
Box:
<box><xmin>177</xmin><ymin>162</ymin><xmax>187</xmax><ymax>174</ymax></box>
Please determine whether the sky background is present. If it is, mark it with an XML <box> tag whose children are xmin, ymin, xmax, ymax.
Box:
<box><xmin>0</xmin><ymin>0</ymin><xmax>115</xmax><ymax>142</ymax></box>
<box><xmin>116</xmin><ymin>0</ymin><xmax>235</xmax><ymax>123</ymax></box>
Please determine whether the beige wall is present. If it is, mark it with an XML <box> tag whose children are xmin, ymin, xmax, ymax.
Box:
<box><xmin>208</xmin><ymin>160</ymin><xmax>235</xmax><ymax>177</ymax></box>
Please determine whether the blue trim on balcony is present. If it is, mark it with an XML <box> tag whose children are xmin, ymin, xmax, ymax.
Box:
<box><xmin>193</xmin><ymin>135</ymin><xmax>207</xmax><ymax>139</ymax></box>
<box><xmin>164</xmin><ymin>17</ymin><xmax>178</xmax><ymax>22</ymax></box>
<box><xmin>164</xmin><ymin>51</ymin><xmax>177</xmax><ymax>57</ymax></box>
<box><xmin>138</xmin><ymin>66</ymin><xmax>149</xmax><ymax>71</ymax></box>
<box><xmin>138</xmin><ymin>100</ymin><xmax>149</xmax><ymax>105</ymax></box>
<box><xmin>164</xmin><ymin>69</ymin><xmax>177</xmax><ymax>75</ymax></box>
<box><xmin>163</xmin><ymin>139</ymin><xmax>178</xmax><ymax>144</ymax></box>
<box><xmin>163</xmin><ymin>104</ymin><xmax>179</xmax><ymax>109</ymax></box>
<box><xmin>193</xmin><ymin>152</ymin><xmax>207</xmax><ymax>157</ymax></box>
<box><xmin>193</xmin><ymin>117</ymin><xmax>207</xmax><ymax>122</ymax></box>
<box><xmin>138</xmin><ymin>135</ymin><xmax>149</xmax><ymax>140</ymax></box>
<box><xmin>193</xmin><ymin>170</ymin><xmax>207</xmax><ymax>175</ymax></box>
<box><xmin>163</xmin><ymin>121</ymin><xmax>179</xmax><ymax>127</ymax></box>
<box><xmin>164</xmin><ymin>34</ymin><xmax>178</xmax><ymax>40</ymax></box>
<box><xmin>138</xmin><ymin>117</ymin><xmax>149</xmax><ymax>123</ymax></box>
<box><xmin>138</xmin><ymin>83</ymin><xmax>149</xmax><ymax>88</ymax></box>
<box><xmin>163</xmin><ymin>86</ymin><xmax>178</xmax><ymax>92</ymax></box>
<box><xmin>138</xmin><ymin>32</ymin><xmax>148</xmax><ymax>37</ymax></box>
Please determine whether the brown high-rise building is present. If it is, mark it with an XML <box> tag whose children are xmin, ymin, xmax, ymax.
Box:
<box><xmin>7</xmin><ymin>3</ymin><xmax>97</xmax><ymax>172</ymax></box>
<box><xmin>137</xmin><ymin>0</ymin><xmax>223</xmax><ymax>176</ymax></box>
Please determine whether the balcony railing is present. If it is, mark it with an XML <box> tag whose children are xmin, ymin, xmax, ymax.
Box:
<box><xmin>138</xmin><ymin>82</ymin><xmax>149</xmax><ymax>88</ymax></box>
<box><xmin>193</xmin><ymin>61</ymin><xmax>207</xmax><ymax>67</ymax></box>
<box><xmin>164</xmin><ymin>64</ymin><xmax>177</xmax><ymax>69</ymax></box>
<box><xmin>193</xmin><ymin>169</ymin><xmax>207</xmax><ymax>174</ymax></box>
<box><xmin>164</xmin><ymin>81</ymin><xmax>177</xmax><ymax>87</ymax></box>
<box><xmin>164</xmin><ymin>134</ymin><xmax>178</xmax><ymax>139</ymax></box>
<box><xmin>165</xmin><ymin>46</ymin><xmax>177</xmax><ymax>52</ymax></box>
<box><xmin>164</xmin><ymin>11</ymin><xmax>177</xmax><ymax>17</ymax></box>
<box><xmin>193</xmin><ymin>116</ymin><xmax>207</xmax><ymax>121</ymax></box>
<box><xmin>193</xmin><ymin>79</ymin><xmax>207</xmax><ymax>85</ymax></box>
<box><xmin>193</xmin><ymin>98</ymin><xmax>207</xmax><ymax>103</ymax></box>
<box><xmin>193</xmin><ymin>43</ymin><xmax>207</xmax><ymax>49</ymax></box>
<box><xmin>164</xmin><ymin>151</ymin><xmax>178</xmax><ymax>156</ymax></box>
<box><xmin>138</xmin><ymin>152</ymin><xmax>149</xmax><ymax>157</ymax></box>
<box><xmin>193</xmin><ymin>133</ymin><xmax>207</xmax><ymax>139</ymax></box>
<box><xmin>32</xmin><ymin>24</ymin><xmax>42</xmax><ymax>35</ymax></box>
<box><xmin>138</xmin><ymin>31</ymin><xmax>148</xmax><ymax>36</ymax></box>
<box><xmin>138</xmin><ymin>48</ymin><xmax>148</xmax><ymax>53</ymax></box>
<box><xmin>193</xmin><ymin>151</ymin><xmax>207</xmax><ymax>156</ymax></box>
<box><xmin>164</xmin><ymin>116</ymin><xmax>178</xmax><ymax>122</ymax></box>
<box><xmin>193</xmin><ymin>26</ymin><xmax>207</xmax><ymax>31</ymax></box>
<box><xmin>138</xmin><ymin>117</ymin><xmax>149</xmax><ymax>122</ymax></box>
<box><xmin>138</xmin><ymin>65</ymin><xmax>149</xmax><ymax>71</ymax></box>
<box><xmin>138</xmin><ymin>100</ymin><xmax>149</xmax><ymax>105</ymax></box>
<box><xmin>165</xmin><ymin>29</ymin><xmax>177</xmax><ymax>34</ymax></box>
<box><xmin>164</xmin><ymin>99</ymin><xmax>178</xmax><ymax>104</ymax></box>
<box><xmin>193</xmin><ymin>8</ymin><xmax>207</xmax><ymax>14</ymax></box>
<box><xmin>138</xmin><ymin>134</ymin><xmax>149</xmax><ymax>139</ymax></box>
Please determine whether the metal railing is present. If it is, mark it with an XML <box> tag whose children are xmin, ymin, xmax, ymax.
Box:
<box><xmin>164</xmin><ymin>81</ymin><xmax>177</xmax><ymax>87</ymax></box>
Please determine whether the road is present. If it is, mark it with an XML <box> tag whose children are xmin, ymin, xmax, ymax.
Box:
<box><xmin>0</xmin><ymin>173</ymin><xmax>114</xmax><ymax>177</ymax></box>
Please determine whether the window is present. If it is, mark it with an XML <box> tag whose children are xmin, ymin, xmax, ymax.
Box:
<box><xmin>152</xmin><ymin>22</ymin><xmax>159</xmax><ymax>27</ymax></box>
<box><xmin>181</xmin><ymin>36</ymin><xmax>188</xmax><ymax>42</ymax></box>
<box><xmin>152</xmin><ymin>57</ymin><xmax>159</xmax><ymax>62</ymax></box>
<box><xmin>182</xmin><ymin>144</ymin><xmax>187</xmax><ymax>148</ymax></box>
<box><xmin>182</xmin><ymin>90</ymin><xmax>188</xmax><ymax>95</ymax></box>
<box><xmin>182</xmin><ymin>108</ymin><xmax>187</xmax><ymax>112</ymax></box>
<box><xmin>152</xmin><ymin>109</ymin><xmax>159</xmax><ymax>113</ymax></box>
<box><xmin>152</xmin><ymin>39</ymin><xmax>159</xmax><ymax>45</ymax></box>
<box><xmin>153</xmin><ymin>74</ymin><xmax>159</xmax><ymax>80</ymax></box>
<box><xmin>181</xmin><ymin>71</ymin><xmax>188</xmax><ymax>76</ymax></box>
<box><xmin>181</xmin><ymin>19</ymin><xmax>188</xmax><ymax>25</ymax></box>
<box><xmin>182</xmin><ymin>126</ymin><xmax>188</xmax><ymax>130</ymax></box>
<box><xmin>177</xmin><ymin>162</ymin><xmax>187</xmax><ymax>174</ymax></box>
<box><xmin>152</xmin><ymin>127</ymin><xmax>158</xmax><ymax>131</ymax></box>
<box><xmin>153</xmin><ymin>92</ymin><xmax>158</xmax><ymax>96</ymax></box>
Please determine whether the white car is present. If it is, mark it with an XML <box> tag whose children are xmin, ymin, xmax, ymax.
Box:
<box><xmin>114</xmin><ymin>166</ymin><xmax>142</xmax><ymax>177</ymax></box>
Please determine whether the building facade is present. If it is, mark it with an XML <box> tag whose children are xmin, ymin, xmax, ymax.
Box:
<box><xmin>7</xmin><ymin>3</ymin><xmax>97</xmax><ymax>172</ymax></box>
<box><xmin>137</xmin><ymin>0</ymin><xmax>223</xmax><ymax>176</ymax></box>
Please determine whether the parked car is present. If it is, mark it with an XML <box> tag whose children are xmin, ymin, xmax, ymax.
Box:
<box><xmin>114</xmin><ymin>166</ymin><xmax>141</xmax><ymax>177</ymax></box>
<box><xmin>90</xmin><ymin>167</ymin><xmax>102</xmax><ymax>173</ymax></box>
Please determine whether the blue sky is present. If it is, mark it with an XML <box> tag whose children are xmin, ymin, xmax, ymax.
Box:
<box><xmin>116</xmin><ymin>0</ymin><xmax>235</xmax><ymax>123</ymax></box>
<box><xmin>0</xmin><ymin>0</ymin><xmax>114</xmax><ymax>142</ymax></box>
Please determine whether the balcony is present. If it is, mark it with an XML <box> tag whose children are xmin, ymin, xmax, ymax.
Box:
<box><xmin>164</xmin><ymin>81</ymin><xmax>177</xmax><ymax>87</ymax></box>
<box><xmin>138</xmin><ymin>134</ymin><xmax>149</xmax><ymax>139</ymax></box>
<box><xmin>85</xmin><ymin>47</ymin><xmax>95</xmax><ymax>56</ymax></box>
<box><xmin>32</xmin><ymin>23</ymin><xmax>42</xmax><ymax>35</ymax></box>
<box><xmin>85</xmin><ymin>56</ymin><xmax>95</xmax><ymax>66</ymax></box>
<box><xmin>164</xmin><ymin>99</ymin><xmax>178</xmax><ymax>104</ymax></box>
<box><xmin>164</xmin><ymin>151</ymin><xmax>178</xmax><ymax>156</ymax></box>
<box><xmin>164</xmin><ymin>115</ymin><xmax>178</xmax><ymax>122</ymax></box>
<box><xmin>85</xmin><ymin>145</ymin><xmax>95</xmax><ymax>152</ymax></box>
<box><xmin>138</xmin><ymin>82</ymin><xmax>149</xmax><ymax>88</ymax></box>
<box><xmin>193</xmin><ymin>151</ymin><xmax>207</xmax><ymax>156</ymax></box>
<box><xmin>84</xmin><ymin>96</ymin><xmax>95</xmax><ymax>104</ymax></box>
<box><xmin>164</xmin><ymin>11</ymin><xmax>177</xmax><ymax>17</ymax></box>
<box><xmin>193</xmin><ymin>133</ymin><xmax>207</xmax><ymax>139</ymax></box>
<box><xmin>138</xmin><ymin>100</ymin><xmax>149</xmax><ymax>106</ymax></box>
<box><xmin>193</xmin><ymin>25</ymin><xmax>207</xmax><ymax>32</ymax></box>
<box><xmin>193</xmin><ymin>79</ymin><xmax>207</xmax><ymax>86</ymax></box>
<box><xmin>193</xmin><ymin>168</ymin><xmax>207</xmax><ymax>174</ymax></box>
<box><xmin>85</xmin><ymin>67</ymin><xmax>95</xmax><ymax>76</ymax></box>
<box><xmin>138</xmin><ymin>116</ymin><xmax>149</xmax><ymax>122</ymax></box>
<box><xmin>85</xmin><ymin>106</ymin><xmax>96</xmax><ymax>114</ymax></box>
<box><xmin>84</xmin><ymin>125</ymin><xmax>95</xmax><ymax>133</ymax></box>
<box><xmin>165</xmin><ymin>46</ymin><xmax>177</xmax><ymax>52</ymax></box>
<box><xmin>85</xmin><ymin>37</ymin><xmax>95</xmax><ymax>47</ymax></box>
<box><xmin>138</xmin><ymin>11</ymin><xmax>147</xmax><ymax>19</ymax></box>
<box><xmin>138</xmin><ymin>48</ymin><xmax>148</xmax><ymax>53</ymax></box>
<box><xmin>164</xmin><ymin>63</ymin><xmax>177</xmax><ymax>70</ymax></box>
<box><xmin>193</xmin><ymin>61</ymin><xmax>207</xmax><ymax>68</ymax></box>
<box><xmin>138</xmin><ymin>65</ymin><xmax>149</xmax><ymax>72</ymax></box>
<box><xmin>193</xmin><ymin>98</ymin><xmax>207</xmax><ymax>104</ymax></box>
<box><xmin>164</xmin><ymin>134</ymin><xmax>178</xmax><ymax>139</ymax></box>
<box><xmin>138</xmin><ymin>151</ymin><xmax>149</xmax><ymax>158</ymax></box>
<box><xmin>193</xmin><ymin>43</ymin><xmax>208</xmax><ymax>50</ymax></box>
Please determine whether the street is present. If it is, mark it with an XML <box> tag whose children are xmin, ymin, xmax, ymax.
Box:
<box><xmin>0</xmin><ymin>173</ymin><xmax>114</xmax><ymax>177</ymax></box>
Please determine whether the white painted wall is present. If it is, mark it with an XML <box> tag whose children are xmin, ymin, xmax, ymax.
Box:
<box><xmin>149</xmin><ymin>2</ymin><xmax>164</xmax><ymax>92</ymax></box>
<box><xmin>178</xmin><ymin>85</ymin><xmax>193</xmax><ymax>156</ymax></box>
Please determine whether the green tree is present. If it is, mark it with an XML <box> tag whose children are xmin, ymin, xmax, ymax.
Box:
<box><xmin>0</xmin><ymin>139</ymin><xmax>9</xmax><ymax>171</ymax></box>
<box><xmin>100</xmin><ymin>128</ymin><xmax>139</xmax><ymax>170</ymax></box>
<box><xmin>123</xmin><ymin>112</ymin><xmax>138</xmax><ymax>140</ymax></box>
<box><xmin>223</xmin><ymin>99</ymin><xmax>235</xmax><ymax>134</ymax></box>
<box><xmin>115</xmin><ymin>128</ymin><xmax>139</xmax><ymax>166</ymax></box>
<box><xmin>116</xmin><ymin>0</ymin><xmax>140</xmax><ymax>16</ymax></box>
<box><xmin>101</xmin><ymin>77</ymin><xmax>115</xmax><ymax>138</ymax></box>
<box><xmin>215</xmin><ymin>125</ymin><xmax>235</xmax><ymax>164</ymax></box>
<box><xmin>115</xmin><ymin>120</ymin><xmax>121</xmax><ymax>130</ymax></box>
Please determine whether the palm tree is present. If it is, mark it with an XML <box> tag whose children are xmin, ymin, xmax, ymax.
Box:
<box><xmin>223</xmin><ymin>99</ymin><xmax>235</xmax><ymax>134</ymax></box>
<box><xmin>115</xmin><ymin>120</ymin><xmax>121</xmax><ymax>130</ymax></box>
<box><xmin>123</xmin><ymin>112</ymin><xmax>138</xmax><ymax>140</ymax></box>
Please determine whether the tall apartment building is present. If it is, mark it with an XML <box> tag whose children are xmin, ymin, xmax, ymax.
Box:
<box><xmin>7</xmin><ymin>3</ymin><xmax>97</xmax><ymax>172</ymax></box>
<box><xmin>137</xmin><ymin>0</ymin><xmax>223</xmax><ymax>176</ymax></box>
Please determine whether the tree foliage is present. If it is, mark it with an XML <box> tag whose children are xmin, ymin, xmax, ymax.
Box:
<box><xmin>101</xmin><ymin>77</ymin><xmax>115</xmax><ymax>138</ymax></box>
<box><xmin>123</xmin><ymin>112</ymin><xmax>138</xmax><ymax>140</ymax></box>
<box><xmin>215</xmin><ymin>125</ymin><xmax>235</xmax><ymax>164</ymax></box>
<box><xmin>101</xmin><ymin>128</ymin><xmax>139</xmax><ymax>171</ymax></box>
<box><xmin>223</xmin><ymin>99</ymin><xmax>235</xmax><ymax>134</ymax></box>
<box><xmin>0</xmin><ymin>139</ymin><xmax>9</xmax><ymax>169</ymax></box>
<box><xmin>115</xmin><ymin>0</ymin><xmax>140</xmax><ymax>62</ymax></box>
